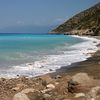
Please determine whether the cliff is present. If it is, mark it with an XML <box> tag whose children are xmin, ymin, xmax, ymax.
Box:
<box><xmin>51</xmin><ymin>2</ymin><xmax>100</xmax><ymax>35</ymax></box>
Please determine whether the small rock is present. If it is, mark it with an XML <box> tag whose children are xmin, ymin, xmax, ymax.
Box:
<box><xmin>98</xmin><ymin>62</ymin><xmax>100</xmax><ymax>64</ymax></box>
<box><xmin>12</xmin><ymin>87</ymin><xmax>20</xmax><ymax>91</ymax></box>
<box><xmin>40</xmin><ymin>75</ymin><xmax>53</xmax><ymax>84</ymax></box>
<box><xmin>12</xmin><ymin>83</ymin><xmax>27</xmax><ymax>91</ymax></box>
<box><xmin>68</xmin><ymin>79</ymin><xmax>78</xmax><ymax>85</ymax></box>
<box><xmin>13</xmin><ymin>92</ymin><xmax>29</xmax><ymax>100</ymax></box>
<box><xmin>21</xmin><ymin>88</ymin><xmax>35</xmax><ymax>94</ymax></box>
<box><xmin>49</xmin><ymin>69</ymin><xmax>53</xmax><ymax>71</ymax></box>
<box><xmin>42</xmin><ymin>80</ymin><xmax>47</xmax><ymax>86</ymax></box>
<box><xmin>55</xmin><ymin>82</ymin><xmax>59</xmax><ymax>85</ymax></box>
<box><xmin>93</xmin><ymin>41</ymin><xmax>97</xmax><ymax>43</ymax></box>
<box><xmin>41</xmin><ymin>89</ymin><xmax>51</xmax><ymax>93</ymax></box>
<box><xmin>67</xmin><ymin>79</ymin><xmax>80</xmax><ymax>93</ymax></box>
<box><xmin>75</xmin><ymin>93</ymin><xmax>85</xmax><ymax>98</ymax></box>
<box><xmin>46</xmin><ymin>84</ymin><xmax>55</xmax><ymax>89</ymax></box>
<box><xmin>16</xmin><ymin>83</ymin><xmax>27</xmax><ymax>89</ymax></box>
<box><xmin>0</xmin><ymin>78</ymin><xmax>6</xmax><ymax>82</ymax></box>
<box><xmin>17</xmin><ymin>75</ymin><xmax>20</xmax><ymax>77</ymax></box>
<box><xmin>43</xmin><ymin>94</ymin><xmax>51</xmax><ymax>98</ymax></box>
<box><xmin>55</xmin><ymin>75</ymin><xmax>62</xmax><ymax>79</ymax></box>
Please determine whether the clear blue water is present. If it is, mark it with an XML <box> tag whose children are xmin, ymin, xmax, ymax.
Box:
<box><xmin>1</xmin><ymin>33</ymin><xmax>97</xmax><ymax>77</ymax></box>
<box><xmin>0</xmin><ymin>33</ymin><xmax>83</xmax><ymax>68</ymax></box>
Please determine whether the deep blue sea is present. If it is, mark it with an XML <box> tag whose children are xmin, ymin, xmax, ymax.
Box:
<box><xmin>0</xmin><ymin>33</ymin><xmax>99</xmax><ymax>78</ymax></box>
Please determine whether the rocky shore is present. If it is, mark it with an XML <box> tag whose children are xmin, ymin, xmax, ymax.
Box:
<box><xmin>0</xmin><ymin>39</ymin><xmax>100</xmax><ymax>100</ymax></box>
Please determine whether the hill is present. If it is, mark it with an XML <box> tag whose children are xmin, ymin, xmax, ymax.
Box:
<box><xmin>51</xmin><ymin>3</ymin><xmax>100</xmax><ymax>35</ymax></box>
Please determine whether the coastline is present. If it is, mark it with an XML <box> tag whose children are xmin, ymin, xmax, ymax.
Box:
<box><xmin>0</xmin><ymin>36</ymin><xmax>100</xmax><ymax>100</ymax></box>
<box><xmin>55</xmin><ymin>36</ymin><xmax>100</xmax><ymax>76</ymax></box>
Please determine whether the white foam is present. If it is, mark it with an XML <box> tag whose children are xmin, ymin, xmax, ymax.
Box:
<box><xmin>0</xmin><ymin>36</ymin><xmax>100</xmax><ymax>78</ymax></box>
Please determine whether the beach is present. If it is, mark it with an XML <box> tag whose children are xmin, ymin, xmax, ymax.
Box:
<box><xmin>0</xmin><ymin>36</ymin><xmax>100</xmax><ymax>100</ymax></box>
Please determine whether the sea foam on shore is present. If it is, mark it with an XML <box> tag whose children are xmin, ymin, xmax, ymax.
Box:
<box><xmin>0</xmin><ymin>36</ymin><xmax>100</xmax><ymax>78</ymax></box>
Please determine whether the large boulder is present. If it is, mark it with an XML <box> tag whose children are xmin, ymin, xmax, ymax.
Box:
<box><xmin>85</xmin><ymin>86</ymin><xmax>100</xmax><ymax>100</ymax></box>
<box><xmin>72</xmin><ymin>73</ymin><xmax>93</xmax><ymax>86</ymax></box>
<box><xmin>13</xmin><ymin>92</ymin><xmax>29</xmax><ymax>100</ymax></box>
<box><xmin>67</xmin><ymin>73</ymin><xmax>94</xmax><ymax>93</ymax></box>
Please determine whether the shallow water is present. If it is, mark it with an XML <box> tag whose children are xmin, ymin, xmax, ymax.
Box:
<box><xmin>0</xmin><ymin>33</ymin><xmax>99</xmax><ymax>78</ymax></box>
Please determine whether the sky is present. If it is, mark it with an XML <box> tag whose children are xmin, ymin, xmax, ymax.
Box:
<box><xmin>0</xmin><ymin>0</ymin><xmax>99</xmax><ymax>33</ymax></box>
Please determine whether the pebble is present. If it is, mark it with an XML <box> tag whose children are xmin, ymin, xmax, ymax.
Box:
<box><xmin>55</xmin><ymin>75</ymin><xmax>62</xmax><ymax>79</ymax></box>
<box><xmin>12</xmin><ymin>87</ymin><xmax>20</xmax><ymax>91</ymax></box>
<box><xmin>41</xmin><ymin>89</ymin><xmax>51</xmax><ymax>93</ymax></box>
<box><xmin>21</xmin><ymin>88</ymin><xmax>35</xmax><ymax>94</ymax></box>
<box><xmin>43</xmin><ymin>94</ymin><xmax>51</xmax><ymax>98</ymax></box>
<box><xmin>75</xmin><ymin>93</ymin><xmax>85</xmax><ymax>98</ymax></box>
<box><xmin>46</xmin><ymin>84</ymin><xmax>55</xmax><ymax>89</ymax></box>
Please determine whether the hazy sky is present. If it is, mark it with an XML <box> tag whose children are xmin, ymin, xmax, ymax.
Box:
<box><xmin>0</xmin><ymin>0</ymin><xmax>99</xmax><ymax>33</ymax></box>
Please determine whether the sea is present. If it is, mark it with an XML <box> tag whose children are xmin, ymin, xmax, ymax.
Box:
<box><xmin>0</xmin><ymin>33</ymin><xmax>99</xmax><ymax>78</ymax></box>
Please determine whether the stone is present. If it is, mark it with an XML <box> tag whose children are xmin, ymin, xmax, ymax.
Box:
<box><xmin>46</xmin><ymin>84</ymin><xmax>55</xmax><ymax>89</ymax></box>
<box><xmin>55</xmin><ymin>82</ymin><xmax>59</xmax><ymax>85</ymax></box>
<box><xmin>43</xmin><ymin>94</ymin><xmax>51</xmax><ymax>98</ymax></box>
<box><xmin>42</xmin><ymin>80</ymin><xmax>47</xmax><ymax>86</ymax></box>
<box><xmin>41</xmin><ymin>89</ymin><xmax>52</xmax><ymax>93</ymax></box>
<box><xmin>72</xmin><ymin>73</ymin><xmax>93</xmax><ymax>85</ymax></box>
<box><xmin>98</xmin><ymin>62</ymin><xmax>100</xmax><ymax>64</ymax></box>
<box><xmin>12</xmin><ymin>83</ymin><xmax>27</xmax><ymax>91</ymax></box>
<box><xmin>40</xmin><ymin>75</ymin><xmax>53</xmax><ymax>84</ymax></box>
<box><xmin>49</xmin><ymin>69</ymin><xmax>53</xmax><ymax>71</ymax></box>
<box><xmin>93</xmin><ymin>41</ymin><xmax>97</xmax><ymax>43</ymax></box>
<box><xmin>75</xmin><ymin>93</ymin><xmax>85</xmax><ymax>98</ymax></box>
<box><xmin>67</xmin><ymin>79</ymin><xmax>80</xmax><ymax>93</ymax></box>
<box><xmin>0</xmin><ymin>78</ymin><xmax>6</xmax><ymax>82</ymax></box>
<box><xmin>16</xmin><ymin>83</ymin><xmax>27</xmax><ymax>89</ymax></box>
<box><xmin>68</xmin><ymin>79</ymin><xmax>78</xmax><ymax>86</ymax></box>
<box><xmin>55</xmin><ymin>75</ymin><xmax>62</xmax><ymax>79</ymax></box>
<box><xmin>21</xmin><ymin>88</ymin><xmax>35</xmax><ymax>94</ymax></box>
<box><xmin>12</xmin><ymin>87</ymin><xmax>20</xmax><ymax>91</ymax></box>
<box><xmin>13</xmin><ymin>92</ymin><xmax>29</xmax><ymax>100</ymax></box>
<box><xmin>85</xmin><ymin>86</ymin><xmax>100</xmax><ymax>100</ymax></box>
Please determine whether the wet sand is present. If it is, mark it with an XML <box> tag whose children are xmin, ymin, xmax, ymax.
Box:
<box><xmin>60</xmin><ymin>49</ymin><xmax>100</xmax><ymax>79</ymax></box>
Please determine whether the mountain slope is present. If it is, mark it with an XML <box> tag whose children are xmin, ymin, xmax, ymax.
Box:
<box><xmin>51</xmin><ymin>3</ymin><xmax>100</xmax><ymax>35</ymax></box>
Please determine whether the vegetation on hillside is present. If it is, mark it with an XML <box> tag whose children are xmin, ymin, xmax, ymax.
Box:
<box><xmin>52</xmin><ymin>3</ymin><xmax>100</xmax><ymax>35</ymax></box>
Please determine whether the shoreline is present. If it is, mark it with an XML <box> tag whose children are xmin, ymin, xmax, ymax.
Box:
<box><xmin>0</xmin><ymin>36</ymin><xmax>100</xmax><ymax>100</ymax></box>
<box><xmin>0</xmin><ymin>35</ymin><xmax>99</xmax><ymax>79</ymax></box>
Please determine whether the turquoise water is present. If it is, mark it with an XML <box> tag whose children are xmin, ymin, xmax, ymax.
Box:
<box><xmin>0</xmin><ymin>33</ymin><xmax>83</xmax><ymax>68</ymax></box>
<box><xmin>1</xmin><ymin>33</ymin><xmax>99</xmax><ymax>78</ymax></box>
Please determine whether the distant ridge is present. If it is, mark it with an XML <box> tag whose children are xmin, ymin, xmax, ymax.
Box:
<box><xmin>51</xmin><ymin>2</ymin><xmax>100</xmax><ymax>36</ymax></box>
